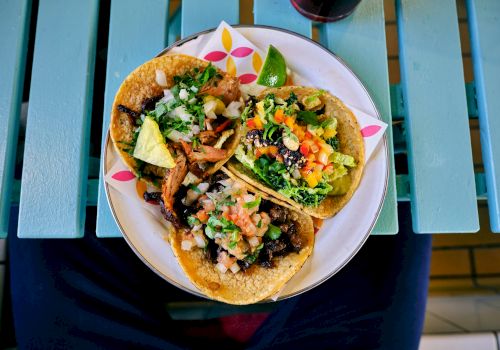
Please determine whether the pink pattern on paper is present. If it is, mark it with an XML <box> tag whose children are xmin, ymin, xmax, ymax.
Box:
<box><xmin>111</xmin><ymin>170</ymin><xmax>136</xmax><ymax>182</ymax></box>
<box><xmin>361</xmin><ymin>125</ymin><xmax>382</xmax><ymax>138</ymax></box>
<box><xmin>239</xmin><ymin>73</ymin><xmax>257</xmax><ymax>84</ymax></box>
<box><xmin>204</xmin><ymin>51</ymin><xmax>228</xmax><ymax>62</ymax></box>
<box><xmin>231</xmin><ymin>47</ymin><xmax>253</xmax><ymax>58</ymax></box>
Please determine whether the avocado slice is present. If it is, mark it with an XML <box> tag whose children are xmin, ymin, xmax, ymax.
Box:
<box><xmin>328</xmin><ymin>175</ymin><xmax>351</xmax><ymax>196</ymax></box>
<box><xmin>133</xmin><ymin>116</ymin><xmax>175</xmax><ymax>168</ymax></box>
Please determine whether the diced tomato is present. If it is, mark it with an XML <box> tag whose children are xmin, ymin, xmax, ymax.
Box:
<box><xmin>274</xmin><ymin>109</ymin><xmax>285</xmax><ymax>123</ymax></box>
<box><xmin>246</xmin><ymin>116</ymin><xmax>263</xmax><ymax>130</ymax></box>
<box><xmin>246</xmin><ymin>119</ymin><xmax>256</xmax><ymax>129</ymax></box>
<box><xmin>304</xmin><ymin>131</ymin><xmax>313</xmax><ymax>140</ymax></box>
<box><xmin>284</xmin><ymin>117</ymin><xmax>295</xmax><ymax>129</ymax></box>
<box><xmin>214</xmin><ymin>119</ymin><xmax>232</xmax><ymax>133</ymax></box>
<box><xmin>196</xmin><ymin>210</ymin><xmax>209</xmax><ymax>223</ymax></box>
<box><xmin>300</xmin><ymin>144</ymin><xmax>309</xmax><ymax>156</ymax></box>
<box><xmin>310</xmin><ymin>143</ymin><xmax>320</xmax><ymax>153</ymax></box>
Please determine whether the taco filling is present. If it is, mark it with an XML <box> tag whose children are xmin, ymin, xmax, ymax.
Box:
<box><xmin>113</xmin><ymin>60</ymin><xmax>242</xmax><ymax>185</ymax></box>
<box><xmin>235</xmin><ymin>91</ymin><xmax>357</xmax><ymax>208</ymax></box>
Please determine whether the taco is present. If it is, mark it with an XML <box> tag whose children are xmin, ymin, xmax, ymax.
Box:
<box><xmin>227</xmin><ymin>86</ymin><xmax>364</xmax><ymax>219</ymax></box>
<box><xmin>110</xmin><ymin>54</ymin><xmax>243</xmax><ymax>188</ymax></box>
<box><xmin>164</xmin><ymin>168</ymin><xmax>314</xmax><ymax>305</ymax></box>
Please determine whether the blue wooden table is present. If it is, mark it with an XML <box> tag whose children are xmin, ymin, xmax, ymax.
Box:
<box><xmin>1</xmin><ymin>0</ymin><xmax>499</xmax><ymax>239</ymax></box>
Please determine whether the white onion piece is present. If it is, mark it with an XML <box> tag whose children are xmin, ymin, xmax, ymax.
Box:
<box><xmin>192</xmin><ymin>225</ymin><xmax>202</xmax><ymax>231</ymax></box>
<box><xmin>203</xmin><ymin>100</ymin><xmax>218</xmax><ymax>119</ymax></box>
<box><xmin>182</xmin><ymin>172</ymin><xmax>200</xmax><ymax>186</ymax></box>
<box><xmin>188</xmin><ymin>97</ymin><xmax>197</xmax><ymax>104</ymax></box>
<box><xmin>192</xmin><ymin>125</ymin><xmax>200</xmax><ymax>135</ymax></box>
<box><xmin>179</xmin><ymin>88</ymin><xmax>189</xmax><ymax>100</ymax></box>
<box><xmin>181</xmin><ymin>240</ymin><xmax>193</xmax><ymax>251</ymax></box>
<box><xmin>166</xmin><ymin>130</ymin><xmax>191</xmax><ymax>142</ymax></box>
<box><xmin>222</xmin><ymin>101</ymin><xmax>243</xmax><ymax>119</ymax></box>
<box><xmin>155</xmin><ymin>69</ymin><xmax>167</xmax><ymax>86</ymax></box>
<box><xmin>216</xmin><ymin>262</ymin><xmax>228</xmax><ymax>273</ymax></box>
<box><xmin>218</xmin><ymin>179</ymin><xmax>233</xmax><ymax>188</ymax></box>
<box><xmin>171</xmin><ymin>106</ymin><xmax>193</xmax><ymax>122</ymax></box>
<box><xmin>230</xmin><ymin>262</ymin><xmax>240</xmax><ymax>274</ymax></box>
<box><xmin>292</xmin><ymin>168</ymin><xmax>301</xmax><ymax>179</ymax></box>
<box><xmin>205</xmin><ymin>120</ymin><xmax>213</xmax><ymax>130</ymax></box>
<box><xmin>190</xmin><ymin>86</ymin><xmax>198</xmax><ymax>93</ymax></box>
<box><xmin>184</xmin><ymin>189</ymin><xmax>199</xmax><ymax>206</ymax></box>
<box><xmin>248</xmin><ymin>236</ymin><xmax>260</xmax><ymax>247</ymax></box>
<box><xmin>197</xmin><ymin>182</ymin><xmax>210</xmax><ymax>193</ymax></box>
<box><xmin>162</xmin><ymin>89</ymin><xmax>174</xmax><ymax>102</ymax></box>
<box><xmin>243</xmin><ymin>194</ymin><xmax>255</xmax><ymax>203</ymax></box>
<box><xmin>194</xmin><ymin>235</ymin><xmax>206</xmax><ymax>248</ymax></box>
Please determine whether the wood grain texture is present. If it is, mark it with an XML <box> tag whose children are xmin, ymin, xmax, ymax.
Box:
<box><xmin>0</xmin><ymin>0</ymin><xmax>31</xmax><ymax>238</ymax></box>
<box><xmin>323</xmin><ymin>0</ymin><xmax>398</xmax><ymax>234</ymax></box>
<box><xmin>96</xmin><ymin>0</ymin><xmax>169</xmax><ymax>237</ymax></box>
<box><xmin>18</xmin><ymin>0</ymin><xmax>99</xmax><ymax>238</ymax></box>
<box><xmin>466</xmin><ymin>0</ymin><xmax>500</xmax><ymax>232</ymax></box>
<box><xmin>397</xmin><ymin>0</ymin><xmax>478</xmax><ymax>233</ymax></box>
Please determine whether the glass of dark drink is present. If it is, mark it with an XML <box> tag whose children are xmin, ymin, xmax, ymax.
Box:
<box><xmin>290</xmin><ymin>0</ymin><xmax>362</xmax><ymax>22</ymax></box>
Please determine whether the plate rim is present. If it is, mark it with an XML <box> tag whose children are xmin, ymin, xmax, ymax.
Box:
<box><xmin>104</xmin><ymin>24</ymin><xmax>390</xmax><ymax>302</ymax></box>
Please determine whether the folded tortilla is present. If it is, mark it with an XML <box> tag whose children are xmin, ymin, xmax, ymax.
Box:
<box><xmin>169</xmin><ymin>167</ymin><xmax>314</xmax><ymax>305</ymax></box>
<box><xmin>110</xmin><ymin>54</ymin><xmax>242</xmax><ymax>184</ymax></box>
<box><xmin>227</xmin><ymin>86</ymin><xmax>365</xmax><ymax>219</ymax></box>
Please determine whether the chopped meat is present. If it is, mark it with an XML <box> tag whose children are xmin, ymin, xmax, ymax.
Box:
<box><xmin>237</xmin><ymin>259</ymin><xmax>252</xmax><ymax>271</ymax></box>
<box><xmin>180</xmin><ymin>141</ymin><xmax>227</xmax><ymax>163</ymax></box>
<box><xmin>259</xmin><ymin>238</ymin><xmax>288</xmax><ymax>268</ymax></box>
<box><xmin>280</xmin><ymin>222</ymin><xmax>302</xmax><ymax>252</ymax></box>
<box><xmin>269</xmin><ymin>205</ymin><xmax>288</xmax><ymax>224</ymax></box>
<box><xmin>205</xmin><ymin>239</ymin><xmax>220</xmax><ymax>264</ymax></box>
<box><xmin>207</xmin><ymin>171</ymin><xmax>229</xmax><ymax>192</ymax></box>
<box><xmin>117</xmin><ymin>104</ymin><xmax>140</xmax><ymax>120</ymax></box>
<box><xmin>188</xmin><ymin>162</ymin><xmax>205</xmax><ymax>178</ymax></box>
<box><xmin>199</xmin><ymin>73</ymin><xmax>240</xmax><ymax>104</ymax></box>
<box><xmin>143</xmin><ymin>191</ymin><xmax>162</xmax><ymax>204</ymax></box>
<box><xmin>161</xmin><ymin>151</ymin><xmax>188</xmax><ymax>228</ymax></box>
<box><xmin>288</xmin><ymin>232</ymin><xmax>302</xmax><ymax>253</ymax></box>
<box><xmin>198</xmin><ymin>130</ymin><xmax>219</xmax><ymax>146</ymax></box>
<box><xmin>141</xmin><ymin>95</ymin><xmax>163</xmax><ymax>114</ymax></box>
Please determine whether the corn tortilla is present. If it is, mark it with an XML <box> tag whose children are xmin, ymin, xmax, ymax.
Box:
<box><xmin>227</xmin><ymin>86</ymin><xmax>365</xmax><ymax>219</ymax></box>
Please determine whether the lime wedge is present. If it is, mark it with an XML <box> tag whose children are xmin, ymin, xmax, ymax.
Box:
<box><xmin>133</xmin><ymin>116</ymin><xmax>176</xmax><ymax>168</ymax></box>
<box><xmin>257</xmin><ymin>45</ymin><xmax>287</xmax><ymax>87</ymax></box>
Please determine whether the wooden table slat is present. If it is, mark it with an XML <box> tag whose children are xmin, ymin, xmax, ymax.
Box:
<box><xmin>0</xmin><ymin>0</ymin><xmax>32</xmax><ymax>238</ymax></box>
<box><xmin>181</xmin><ymin>0</ymin><xmax>239</xmax><ymax>38</ymax></box>
<box><xmin>466</xmin><ymin>0</ymin><xmax>500</xmax><ymax>233</ymax></box>
<box><xmin>18</xmin><ymin>0</ymin><xmax>99</xmax><ymax>238</ymax></box>
<box><xmin>323</xmin><ymin>0</ymin><xmax>398</xmax><ymax>235</ymax></box>
<box><xmin>96</xmin><ymin>0</ymin><xmax>170</xmax><ymax>237</ymax></box>
<box><xmin>397</xmin><ymin>0</ymin><xmax>479</xmax><ymax>233</ymax></box>
<box><xmin>254</xmin><ymin>0</ymin><xmax>311</xmax><ymax>38</ymax></box>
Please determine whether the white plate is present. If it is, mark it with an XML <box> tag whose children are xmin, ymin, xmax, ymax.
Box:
<box><xmin>105</xmin><ymin>25</ymin><xmax>389</xmax><ymax>301</ymax></box>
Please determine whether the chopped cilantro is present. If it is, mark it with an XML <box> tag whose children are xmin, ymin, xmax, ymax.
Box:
<box><xmin>297</xmin><ymin>110</ymin><xmax>320</xmax><ymax>125</ymax></box>
<box><xmin>243</xmin><ymin>195</ymin><xmax>261</xmax><ymax>209</ymax></box>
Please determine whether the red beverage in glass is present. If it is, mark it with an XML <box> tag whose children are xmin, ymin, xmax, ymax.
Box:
<box><xmin>290</xmin><ymin>0</ymin><xmax>362</xmax><ymax>22</ymax></box>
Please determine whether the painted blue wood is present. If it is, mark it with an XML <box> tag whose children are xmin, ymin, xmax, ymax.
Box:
<box><xmin>322</xmin><ymin>0</ymin><xmax>398</xmax><ymax>235</ymax></box>
<box><xmin>96</xmin><ymin>0</ymin><xmax>169</xmax><ymax>237</ymax></box>
<box><xmin>397</xmin><ymin>0</ymin><xmax>478</xmax><ymax>233</ymax></box>
<box><xmin>466</xmin><ymin>0</ymin><xmax>500</xmax><ymax>233</ymax></box>
<box><xmin>18</xmin><ymin>0</ymin><xmax>99</xmax><ymax>238</ymax></box>
<box><xmin>181</xmin><ymin>0</ymin><xmax>239</xmax><ymax>38</ymax></box>
<box><xmin>254</xmin><ymin>0</ymin><xmax>312</xmax><ymax>38</ymax></box>
<box><xmin>0</xmin><ymin>0</ymin><xmax>31</xmax><ymax>238</ymax></box>
<box><xmin>168</xmin><ymin>6</ymin><xmax>182</xmax><ymax>46</ymax></box>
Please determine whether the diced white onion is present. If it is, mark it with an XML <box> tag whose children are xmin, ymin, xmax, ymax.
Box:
<box><xmin>230</xmin><ymin>262</ymin><xmax>240</xmax><ymax>274</ymax></box>
<box><xmin>166</xmin><ymin>130</ymin><xmax>191</xmax><ymax>142</ymax></box>
<box><xmin>170</xmin><ymin>106</ymin><xmax>193</xmax><ymax>122</ymax></box>
<box><xmin>248</xmin><ymin>236</ymin><xmax>260</xmax><ymax>247</ymax></box>
<box><xmin>194</xmin><ymin>235</ymin><xmax>206</xmax><ymax>248</ymax></box>
<box><xmin>161</xmin><ymin>89</ymin><xmax>174</xmax><ymax>103</ymax></box>
<box><xmin>222</xmin><ymin>101</ymin><xmax>243</xmax><ymax>119</ymax></box>
<box><xmin>190</xmin><ymin>86</ymin><xmax>198</xmax><ymax>93</ymax></box>
<box><xmin>179</xmin><ymin>88</ymin><xmax>189</xmax><ymax>100</ymax></box>
<box><xmin>243</xmin><ymin>194</ymin><xmax>255</xmax><ymax>203</ymax></box>
<box><xmin>182</xmin><ymin>172</ymin><xmax>200</xmax><ymax>186</ymax></box>
<box><xmin>181</xmin><ymin>240</ymin><xmax>193</xmax><ymax>251</ymax></box>
<box><xmin>188</xmin><ymin>97</ymin><xmax>197</xmax><ymax>104</ymax></box>
<box><xmin>184</xmin><ymin>189</ymin><xmax>199</xmax><ymax>206</ymax></box>
<box><xmin>216</xmin><ymin>262</ymin><xmax>228</xmax><ymax>273</ymax></box>
<box><xmin>203</xmin><ymin>100</ymin><xmax>218</xmax><ymax>119</ymax></box>
<box><xmin>192</xmin><ymin>225</ymin><xmax>202</xmax><ymax>231</ymax></box>
<box><xmin>214</xmin><ymin>232</ymin><xmax>223</xmax><ymax>239</ymax></box>
<box><xmin>205</xmin><ymin>120</ymin><xmax>213</xmax><ymax>130</ymax></box>
<box><xmin>197</xmin><ymin>182</ymin><xmax>210</xmax><ymax>193</ymax></box>
<box><xmin>292</xmin><ymin>168</ymin><xmax>301</xmax><ymax>179</ymax></box>
<box><xmin>155</xmin><ymin>69</ymin><xmax>167</xmax><ymax>86</ymax></box>
<box><xmin>140</xmin><ymin>114</ymin><xmax>145</xmax><ymax>122</ymax></box>
<box><xmin>192</xmin><ymin>125</ymin><xmax>200</xmax><ymax>135</ymax></box>
<box><xmin>218</xmin><ymin>179</ymin><xmax>233</xmax><ymax>188</ymax></box>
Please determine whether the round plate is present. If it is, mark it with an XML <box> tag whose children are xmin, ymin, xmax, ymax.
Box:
<box><xmin>105</xmin><ymin>25</ymin><xmax>389</xmax><ymax>301</ymax></box>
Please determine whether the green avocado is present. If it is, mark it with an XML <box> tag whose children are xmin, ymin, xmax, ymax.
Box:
<box><xmin>328</xmin><ymin>175</ymin><xmax>351</xmax><ymax>196</ymax></box>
